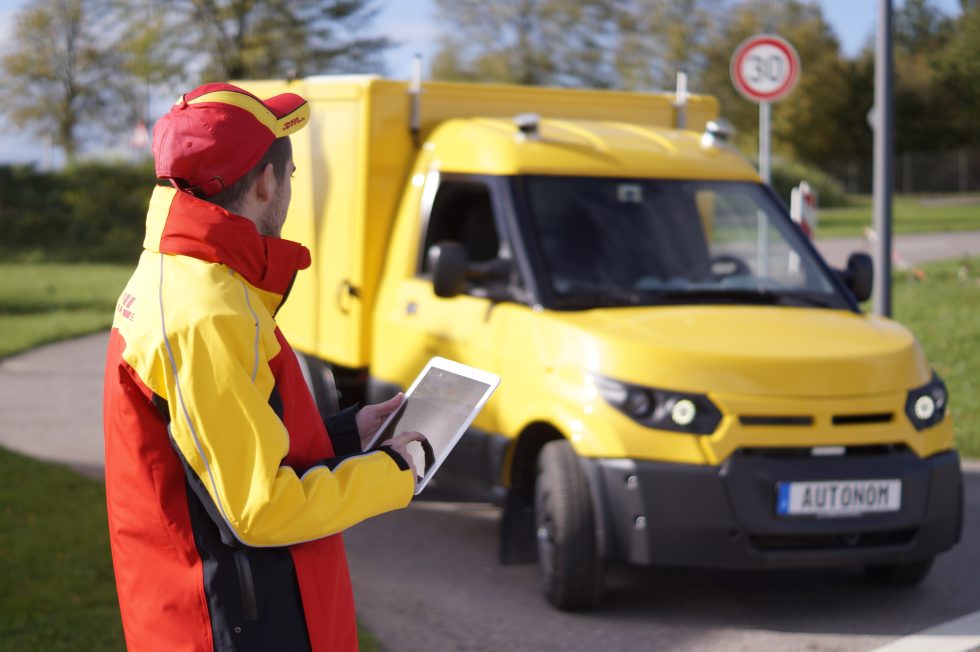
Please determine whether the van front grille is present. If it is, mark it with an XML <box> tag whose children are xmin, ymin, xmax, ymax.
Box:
<box><xmin>734</xmin><ymin>444</ymin><xmax>909</xmax><ymax>459</ymax></box>
<box><xmin>739</xmin><ymin>415</ymin><xmax>814</xmax><ymax>427</ymax></box>
<box><xmin>832</xmin><ymin>413</ymin><xmax>894</xmax><ymax>426</ymax></box>
<box><xmin>735</xmin><ymin>413</ymin><xmax>896</xmax><ymax>427</ymax></box>
<box><xmin>750</xmin><ymin>528</ymin><xmax>916</xmax><ymax>552</ymax></box>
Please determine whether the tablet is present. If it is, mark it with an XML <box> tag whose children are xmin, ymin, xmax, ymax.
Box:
<box><xmin>367</xmin><ymin>357</ymin><xmax>500</xmax><ymax>494</ymax></box>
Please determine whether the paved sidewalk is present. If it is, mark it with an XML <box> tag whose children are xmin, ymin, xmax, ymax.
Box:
<box><xmin>0</xmin><ymin>332</ymin><xmax>108</xmax><ymax>478</ymax></box>
<box><xmin>815</xmin><ymin>230</ymin><xmax>980</xmax><ymax>268</ymax></box>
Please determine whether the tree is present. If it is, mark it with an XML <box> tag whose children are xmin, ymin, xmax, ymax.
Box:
<box><xmin>108</xmin><ymin>1</ymin><xmax>186</xmax><ymax>127</ymax></box>
<box><xmin>0</xmin><ymin>0</ymin><xmax>119</xmax><ymax>164</ymax></box>
<box><xmin>614</xmin><ymin>0</ymin><xmax>721</xmax><ymax>91</ymax></box>
<box><xmin>153</xmin><ymin>0</ymin><xmax>394</xmax><ymax>81</ymax></box>
<box><xmin>895</xmin><ymin>0</ymin><xmax>953</xmax><ymax>53</ymax></box>
<box><xmin>1</xmin><ymin>0</ymin><xmax>394</xmax><ymax>163</ymax></box>
<box><xmin>431</xmin><ymin>0</ymin><xmax>723</xmax><ymax>91</ymax></box>
<box><xmin>431</xmin><ymin>0</ymin><xmax>617</xmax><ymax>87</ymax></box>
<box><xmin>887</xmin><ymin>0</ymin><xmax>957</xmax><ymax>151</ymax></box>
<box><xmin>699</xmin><ymin>0</ymin><xmax>852</xmax><ymax>170</ymax></box>
<box><xmin>932</xmin><ymin>3</ymin><xmax>980</xmax><ymax>146</ymax></box>
<box><xmin>822</xmin><ymin>0</ymin><xmax>959</xmax><ymax>164</ymax></box>
<box><xmin>431</xmin><ymin>0</ymin><xmax>549</xmax><ymax>85</ymax></box>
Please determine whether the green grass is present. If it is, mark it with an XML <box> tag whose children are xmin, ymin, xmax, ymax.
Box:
<box><xmin>0</xmin><ymin>263</ymin><xmax>129</xmax><ymax>650</ymax></box>
<box><xmin>892</xmin><ymin>256</ymin><xmax>980</xmax><ymax>457</ymax></box>
<box><xmin>0</xmin><ymin>444</ymin><xmax>382</xmax><ymax>652</ymax></box>
<box><xmin>817</xmin><ymin>195</ymin><xmax>980</xmax><ymax>238</ymax></box>
<box><xmin>0</xmin><ymin>263</ymin><xmax>131</xmax><ymax>358</ymax></box>
<box><xmin>0</xmin><ymin>448</ymin><xmax>125</xmax><ymax>650</ymax></box>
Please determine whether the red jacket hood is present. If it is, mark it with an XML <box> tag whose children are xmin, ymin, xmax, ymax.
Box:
<box><xmin>143</xmin><ymin>185</ymin><xmax>311</xmax><ymax>296</ymax></box>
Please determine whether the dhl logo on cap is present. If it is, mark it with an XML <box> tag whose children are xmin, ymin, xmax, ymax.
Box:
<box><xmin>186</xmin><ymin>88</ymin><xmax>309</xmax><ymax>137</ymax></box>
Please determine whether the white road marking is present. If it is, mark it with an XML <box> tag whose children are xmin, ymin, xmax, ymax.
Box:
<box><xmin>870</xmin><ymin>609</ymin><xmax>980</xmax><ymax>652</ymax></box>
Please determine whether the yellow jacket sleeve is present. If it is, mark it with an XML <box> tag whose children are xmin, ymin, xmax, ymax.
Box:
<box><xmin>160</xmin><ymin>308</ymin><xmax>414</xmax><ymax>547</ymax></box>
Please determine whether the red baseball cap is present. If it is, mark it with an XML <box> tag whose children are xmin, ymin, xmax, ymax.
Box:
<box><xmin>152</xmin><ymin>82</ymin><xmax>310</xmax><ymax>197</ymax></box>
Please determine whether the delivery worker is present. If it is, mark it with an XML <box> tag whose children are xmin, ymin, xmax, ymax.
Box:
<box><xmin>103</xmin><ymin>82</ymin><xmax>423</xmax><ymax>651</ymax></box>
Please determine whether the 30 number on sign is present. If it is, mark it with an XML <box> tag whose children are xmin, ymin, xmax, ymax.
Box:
<box><xmin>746</xmin><ymin>48</ymin><xmax>785</xmax><ymax>86</ymax></box>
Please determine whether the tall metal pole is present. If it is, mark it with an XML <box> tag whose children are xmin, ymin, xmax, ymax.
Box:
<box><xmin>759</xmin><ymin>101</ymin><xmax>771</xmax><ymax>184</ymax></box>
<box><xmin>872</xmin><ymin>0</ymin><xmax>894</xmax><ymax>317</ymax></box>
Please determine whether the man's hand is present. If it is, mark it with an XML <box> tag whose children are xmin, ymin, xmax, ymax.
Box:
<box><xmin>355</xmin><ymin>393</ymin><xmax>405</xmax><ymax>450</ymax></box>
<box><xmin>382</xmin><ymin>430</ymin><xmax>427</xmax><ymax>486</ymax></box>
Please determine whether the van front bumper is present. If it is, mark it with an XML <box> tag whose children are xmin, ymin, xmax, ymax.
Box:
<box><xmin>583</xmin><ymin>448</ymin><xmax>962</xmax><ymax>569</ymax></box>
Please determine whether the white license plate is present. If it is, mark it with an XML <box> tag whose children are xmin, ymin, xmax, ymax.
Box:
<box><xmin>776</xmin><ymin>479</ymin><xmax>902</xmax><ymax>516</ymax></box>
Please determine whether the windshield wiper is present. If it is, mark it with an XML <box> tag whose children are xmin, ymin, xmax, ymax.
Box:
<box><xmin>766</xmin><ymin>291</ymin><xmax>835</xmax><ymax>308</ymax></box>
<box><xmin>635</xmin><ymin>288</ymin><xmax>779</xmax><ymax>305</ymax></box>
<box><xmin>638</xmin><ymin>287</ymin><xmax>835</xmax><ymax>308</ymax></box>
<box><xmin>550</xmin><ymin>287</ymin><xmax>644</xmax><ymax>310</ymax></box>
<box><xmin>550</xmin><ymin>286</ymin><xmax>836</xmax><ymax>310</ymax></box>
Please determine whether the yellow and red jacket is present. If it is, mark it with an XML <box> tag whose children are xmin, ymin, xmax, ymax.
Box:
<box><xmin>103</xmin><ymin>186</ymin><xmax>414</xmax><ymax>651</ymax></box>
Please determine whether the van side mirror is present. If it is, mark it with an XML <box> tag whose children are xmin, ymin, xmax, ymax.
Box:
<box><xmin>428</xmin><ymin>241</ymin><xmax>468</xmax><ymax>298</ymax></box>
<box><xmin>840</xmin><ymin>252</ymin><xmax>873</xmax><ymax>302</ymax></box>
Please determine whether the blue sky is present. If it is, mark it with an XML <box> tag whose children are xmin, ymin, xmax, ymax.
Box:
<box><xmin>0</xmin><ymin>0</ymin><xmax>965</xmax><ymax>166</ymax></box>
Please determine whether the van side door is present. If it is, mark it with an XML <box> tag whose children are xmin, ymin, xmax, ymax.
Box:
<box><xmin>372</xmin><ymin>174</ymin><xmax>527</xmax><ymax>498</ymax></box>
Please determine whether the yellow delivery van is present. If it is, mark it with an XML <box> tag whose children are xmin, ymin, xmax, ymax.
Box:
<box><xmin>242</xmin><ymin>77</ymin><xmax>962</xmax><ymax>610</ymax></box>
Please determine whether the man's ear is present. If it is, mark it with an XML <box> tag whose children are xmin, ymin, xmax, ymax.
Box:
<box><xmin>253</xmin><ymin>163</ymin><xmax>277</xmax><ymax>202</ymax></box>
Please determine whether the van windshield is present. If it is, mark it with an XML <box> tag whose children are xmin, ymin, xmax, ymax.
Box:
<box><xmin>519</xmin><ymin>176</ymin><xmax>851</xmax><ymax>310</ymax></box>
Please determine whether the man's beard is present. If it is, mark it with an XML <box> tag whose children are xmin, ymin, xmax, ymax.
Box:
<box><xmin>256</xmin><ymin>184</ymin><xmax>288</xmax><ymax>237</ymax></box>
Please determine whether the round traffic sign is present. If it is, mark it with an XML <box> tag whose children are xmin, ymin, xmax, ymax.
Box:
<box><xmin>730</xmin><ymin>34</ymin><xmax>800</xmax><ymax>103</ymax></box>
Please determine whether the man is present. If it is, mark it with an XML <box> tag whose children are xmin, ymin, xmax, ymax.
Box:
<box><xmin>103</xmin><ymin>82</ymin><xmax>423</xmax><ymax>651</ymax></box>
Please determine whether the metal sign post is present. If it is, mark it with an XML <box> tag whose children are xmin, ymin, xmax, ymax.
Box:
<box><xmin>759</xmin><ymin>101</ymin><xmax>771</xmax><ymax>183</ymax></box>
<box><xmin>872</xmin><ymin>0</ymin><xmax>894</xmax><ymax>317</ymax></box>
<box><xmin>730</xmin><ymin>34</ymin><xmax>801</xmax><ymax>186</ymax></box>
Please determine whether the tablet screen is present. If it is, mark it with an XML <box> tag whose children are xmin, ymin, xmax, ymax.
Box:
<box><xmin>374</xmin><ymin>365</ymin><xmax>495</xmax><ymax>491</ymax></box>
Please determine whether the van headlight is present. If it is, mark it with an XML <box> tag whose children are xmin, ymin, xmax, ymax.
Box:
<box><xmin>597</xmin><ymin>376</ymin><xmax>723</xmax><ymax>434</ymax></box>
<box><xmin>905</xmin><ymin>373</ymin><xmax>948</xmax><ymax>431</ymax></box>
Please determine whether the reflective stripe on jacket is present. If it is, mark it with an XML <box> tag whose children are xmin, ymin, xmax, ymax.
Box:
<box><xmin>103</xmin><ymin>186</ymin><xmax>413</xmax><ymax>651</ymax></box>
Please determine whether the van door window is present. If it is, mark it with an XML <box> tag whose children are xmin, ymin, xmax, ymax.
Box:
<box><xmin>420</xmin><ymin>179</ymin><xmax>512</xmax><ymax>295</ymax></box>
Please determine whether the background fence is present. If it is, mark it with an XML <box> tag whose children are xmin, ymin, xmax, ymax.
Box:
<box><xmin>831</xmin><ymin>149</ymin><xmax>980</xmax><ymax>195</ymax></box>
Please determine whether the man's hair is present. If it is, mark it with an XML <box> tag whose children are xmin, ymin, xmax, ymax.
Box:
<box><xmin>206</xmin><ymin>137</ymin><xmax>292</xmax><ymax>211</ymax></box>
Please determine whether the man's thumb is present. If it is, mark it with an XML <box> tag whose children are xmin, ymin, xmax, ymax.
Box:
<box><xmin>383</xmin><ymin>392</ymin><xmax>405</xmax><ymax>411</ymax></box>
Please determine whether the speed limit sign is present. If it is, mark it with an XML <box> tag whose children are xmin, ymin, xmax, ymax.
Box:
<box><xmin>730</xmin><ymin>34</ymin><xmax>800</xmax><ymax>103</ymax></box>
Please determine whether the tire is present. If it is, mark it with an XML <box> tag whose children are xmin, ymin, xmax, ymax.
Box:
<box><xmin>535</xmin><ymin>439</ymin><xmax>603</xmax><ymax>610</ymax></box>
<box><xmin>296</xmin><ymin>353</ymin><xmax>340</xmax><ymax>419</ymax></box>
<box><xmin>864</xmin><ymin>556</ymin><xmax>935</xmax><ymax>586</ymax></box>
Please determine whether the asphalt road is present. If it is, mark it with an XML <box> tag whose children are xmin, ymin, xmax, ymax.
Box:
<box><xmin>346</xmin><ymin>473</ymin><xmax>978</xmax><ymax>652</ymax></box>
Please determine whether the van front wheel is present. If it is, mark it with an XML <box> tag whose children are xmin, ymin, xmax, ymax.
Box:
<box><xmin>535</xmin><ymin>440</ymin><xmax>603</xmax><ymax>610</ymax></box>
